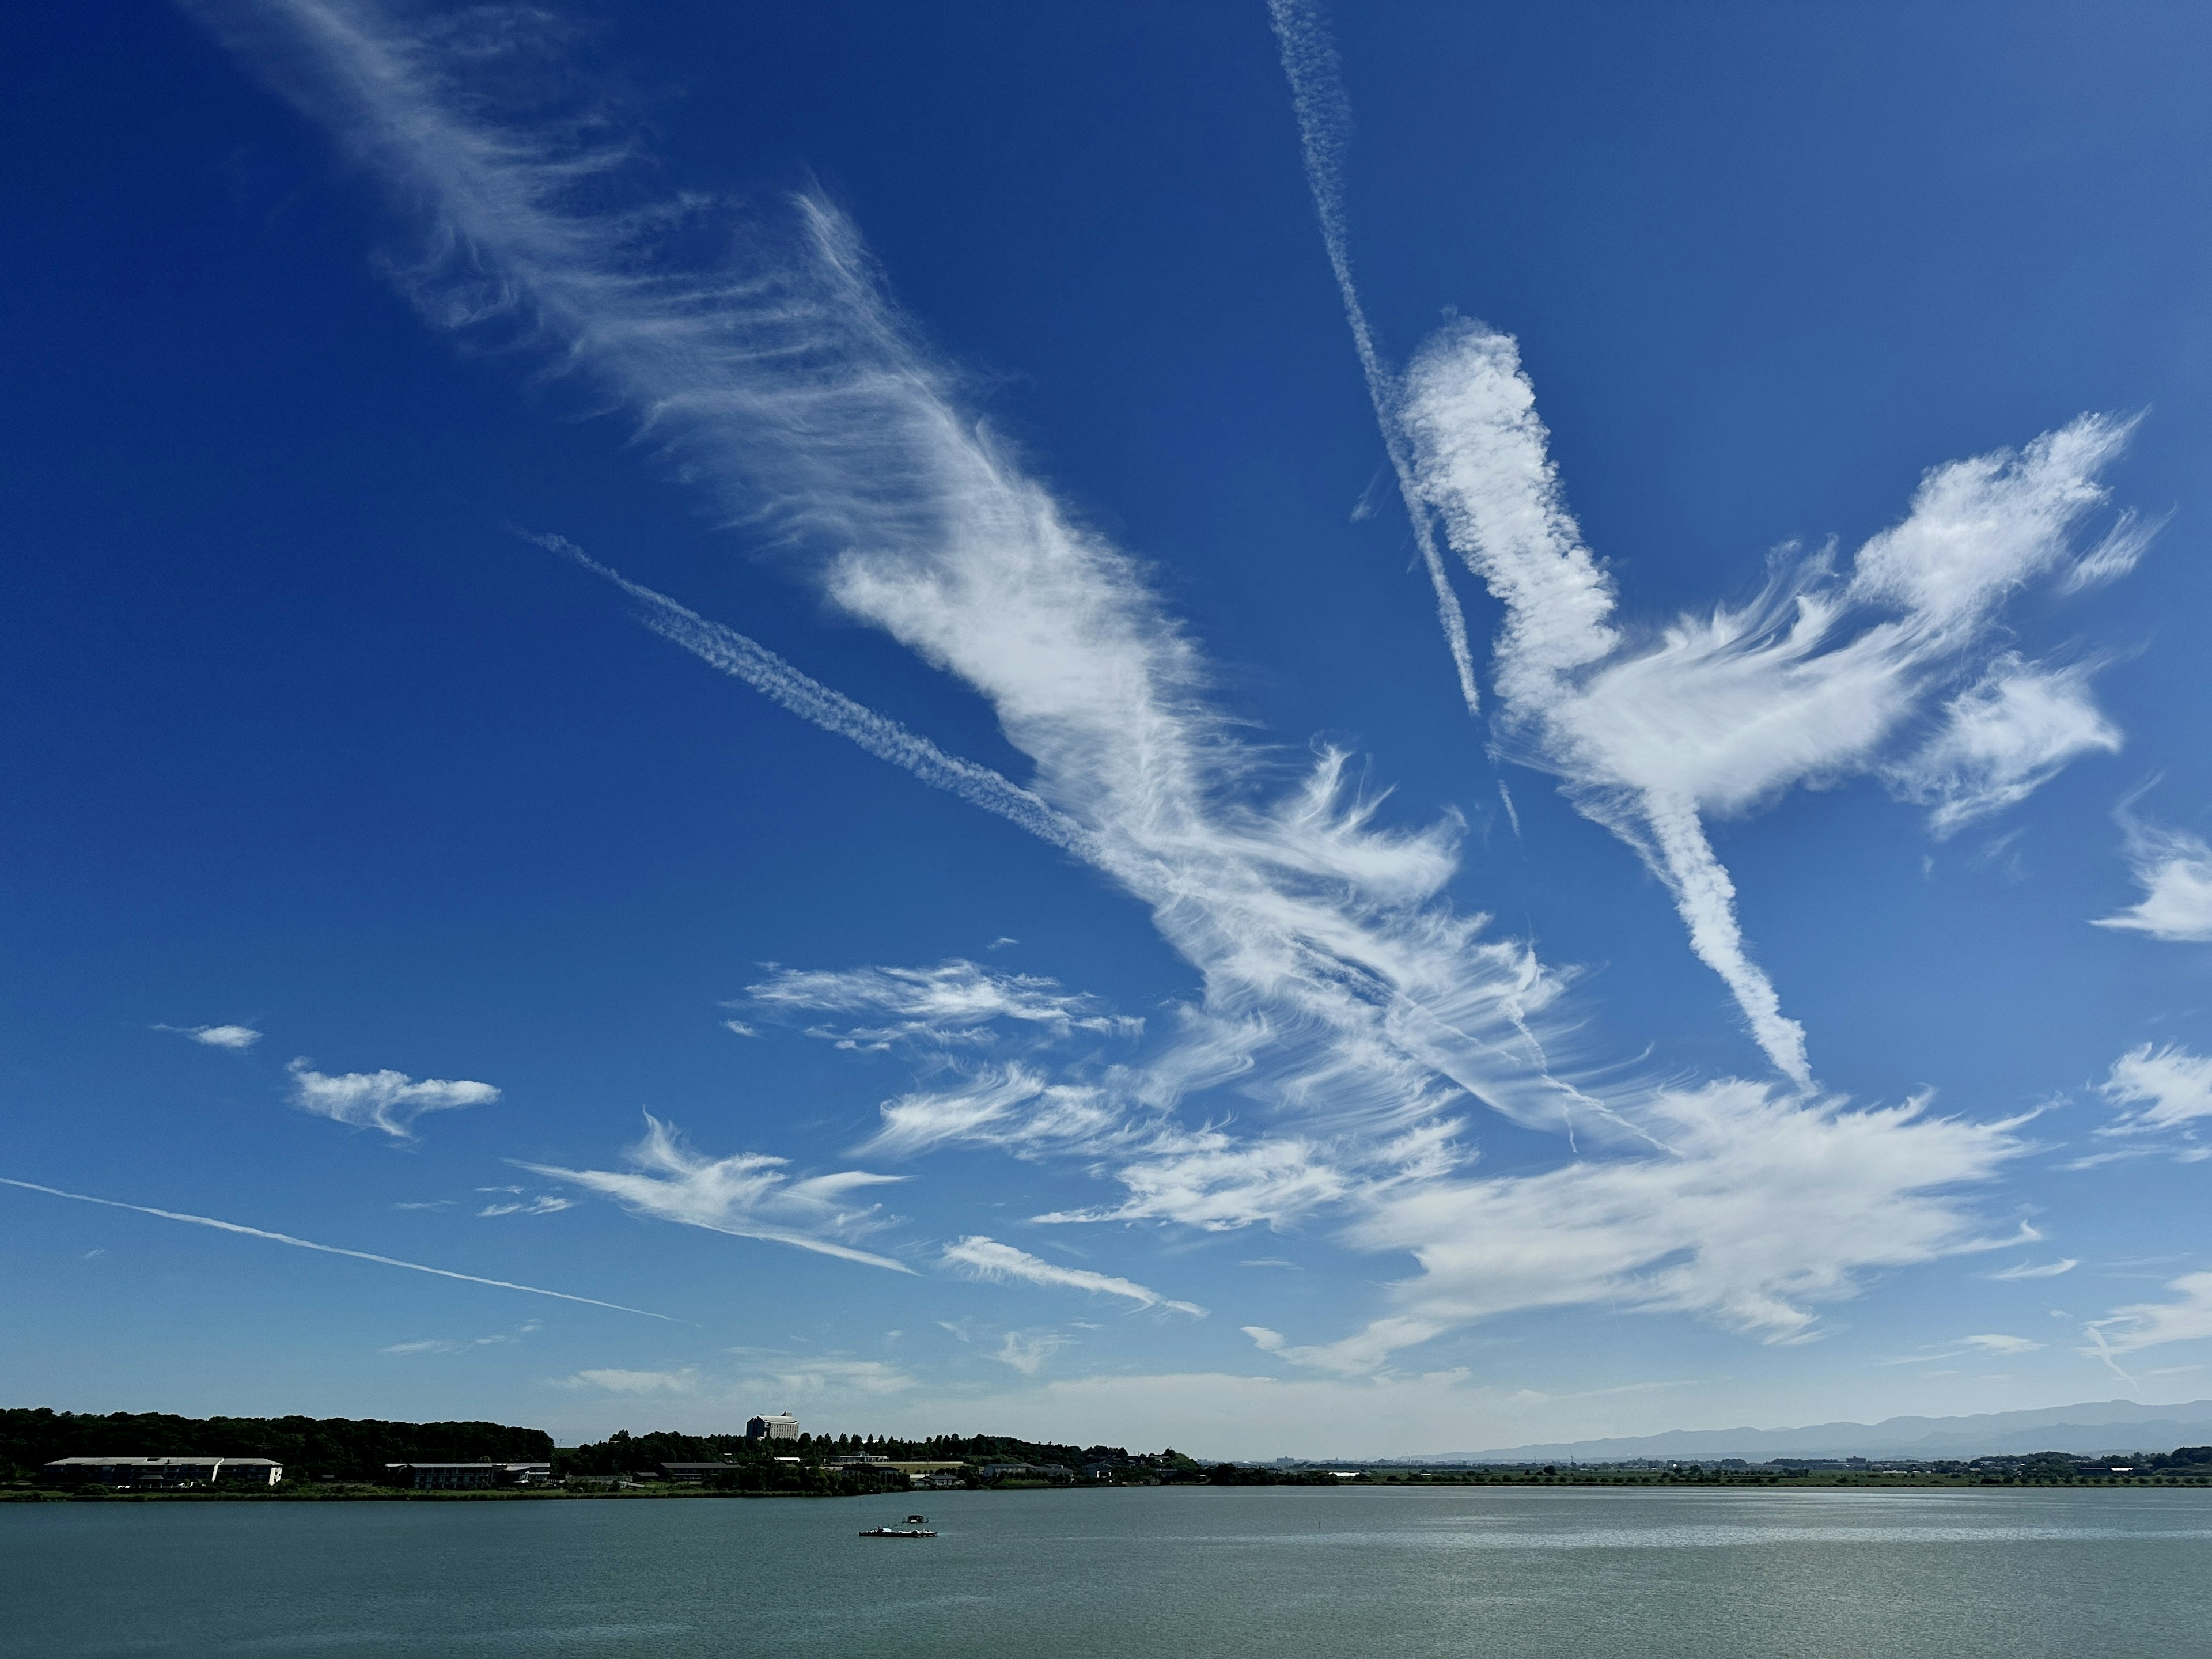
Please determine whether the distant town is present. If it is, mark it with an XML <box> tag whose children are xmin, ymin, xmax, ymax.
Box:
<box><xmin>9</xmin><ymin>1406</ymin><xmax>2212</xmax><ymax>1499</ymax></box>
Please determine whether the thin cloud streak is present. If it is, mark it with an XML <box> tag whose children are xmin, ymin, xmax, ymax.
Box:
<box><xmin>942</xmin><ymin>1236</ymin><xmax>1206</xmax><ymax>1317</ymax></box>
<box><xmin>543</xmin><ymin>535</ymin><xmax>1100</xmax><ymax>863</ymax></box>
<box><xmin>0</xmin><ymin>1176</ymin><xmax>668</xmax><ymax>1319</ymax></box>
<box><xmin>1267</xmin><ymin>0</ymin><xmax>1479</xmax><ymax>717</ymax></box>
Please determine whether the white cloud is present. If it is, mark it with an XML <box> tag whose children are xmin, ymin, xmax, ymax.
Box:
<box><xmin>1399</xmin><ymin>319</ymin><xmax>2145</xmax><ymax>1083</ymax></box>
<box><xmin>286</xmin><ymin>1059</ymin><xmax>498</xmax><ymax>1139</ymax></box>
<box><xmin>749</xmin><ymin>960</ymin><xmax>1142</xmax><ymax>1050</ymax></box>
<box><xmin>2094</xmin><ymin>1044</ymin><xmax>2212</xmax><ymax>1155</ymax></box>
<box><xmin>160</xmin><ymin>1023</ymin><xmax>263</xmax><ymax>1050</ymax></box>
<box><xmin>2093</xmin><ymin>815</ymin><xmax>2212</xmax><ymax>942</ymax></box>
<box><xmin>1988</xmin><ymin>1258</ymin><xmax>2077</xmax><ymax>1281</ymax></box>
<box><xmin>2087</xmin><ymin>1272</ymin><xmax>2212</xmax><ymax>1354</ymax></box>
<box><xmin>568</xmin><ymin>1368</ymin><xmax>699</xmax><ymax>1395</ymax></box>
<box><xmin>524</xmin><ymin>1114</ymin><xmax>911</xmax><ymax>1272</ymax></box>
<box><xmin>2055</xmin><ymin>506</ymin><xmax>2167</xmax><ymax>595</ymax></box>
<box><xmin>383</xmin><ymin>1320</ymin><xmax>537</xmax><ymax>1356</ymax></box>
<box><xmin>941</xmin><ymin>1236</ymin><xmax>1206</xmax><ymax>1317</ymax></box>
<box><xmin>1032</xmin><ymin>1124</ymin><xmax>1444</xmax><ymax>1233</ymax></box>
<box><xmin>1963</xmin><ymin>1333</ymin><xmax>2043</xmax><ymax>1355</ymax></box>
<box><xmin>862</xmin><ymin>1065</ymin><xmax>1124</xmax><ymax>1160</ymax></box>
<box><xmin>1887</xmin><ymin>656</ymin><xmax>2121</xmax><ymax>838</ymax></box>
<box><xmin>1251</xmin><ymin>1081</ymin><xmax>2024</xmax><ymax>1373</ymax></box>
<box><xmin>991</xmin><ymin>1331</ymin><xmax>1067</xmax><ymax>1376</ymax></box>
<box><xmin>196</xmin><ymin>0</ymin><xmax>2050</xmax><ymax>1378</ymax></box>
<box><xmin>733</xmin><ymin>1356</ymin><xmax>917</xmax><ymax>1397</ymax></box>
<box><xmin>478</xmin><ymin>1195</ymin><xmax>573</xmax><ymax>1218</ymax></box>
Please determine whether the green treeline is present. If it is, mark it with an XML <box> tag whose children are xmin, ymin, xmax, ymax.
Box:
<box><xmin>554</xmin><ymin>1429</ymin><xmax>1164</xmax><ymax>1478</ymax></box>
<box><xmin>1</xmin><ymin>1408</ymin><xmax>552</xmax><ymax>1483</ymax></box>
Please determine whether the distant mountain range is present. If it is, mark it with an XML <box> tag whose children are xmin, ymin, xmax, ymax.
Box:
<box><xmin>1416</xmin><ymin>1399</ymin><xmax>2212</xmax><ymax>1464</ymax></box>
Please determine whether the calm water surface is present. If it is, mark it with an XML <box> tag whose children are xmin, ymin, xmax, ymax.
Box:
<box><xmin>5</xmin><ymin>1486</ymin><xmax>2208</xmax><ymax>1657</ymax></box>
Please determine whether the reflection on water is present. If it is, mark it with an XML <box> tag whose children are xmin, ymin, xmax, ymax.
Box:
<box><xmin>6</xmin><ymin>1486</ymin><xmax>2208</xmax><ymax>1658</ymax></box>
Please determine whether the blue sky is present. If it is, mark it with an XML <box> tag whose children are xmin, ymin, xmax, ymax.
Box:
<box><xmin>5</xmin><ymin>0</ymin><xmax>2212</xmax><ymax>1459</ymax></box>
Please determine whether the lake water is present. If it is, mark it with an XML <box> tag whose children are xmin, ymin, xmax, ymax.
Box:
<box><xmin>5</xmin><ymin>1486</ymin><xmax>2210</xmax><ymax>1657</ymax></box>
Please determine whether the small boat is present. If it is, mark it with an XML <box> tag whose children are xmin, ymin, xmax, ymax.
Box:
<box><xmin>859</xmin><ymin>1513</ymin><xmax>937</xmax><ymax>1539</ymax></box>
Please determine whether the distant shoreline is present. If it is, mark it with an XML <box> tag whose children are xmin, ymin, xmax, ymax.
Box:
<box><xmin>11</xmin><ymin>1469</ymin><xmax>2212</xmax><ymax>1503</ymax></box>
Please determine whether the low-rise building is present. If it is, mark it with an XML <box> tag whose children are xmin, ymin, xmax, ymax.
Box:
<box><xmin>384</xmin><ymin>1461</ymin><xmax>552</xmax><ymax>1490</ymax></box>
<box><xmin>745</xmin><ymin>1412</ymin><xmax>801</xmax><ymax>1441</ymax></box>
<box><xmin>42</xmin><ymin>1457</ymin><xmax>284</xmax><ymax>1489</ymax></box>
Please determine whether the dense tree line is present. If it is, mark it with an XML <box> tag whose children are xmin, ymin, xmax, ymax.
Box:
<box><xmin>1</xmin><ymin>1408</ymin><xmax>552</xmax><ymax>1482</ymax></box>
<box><xmin>554</xmin><ymin>1429</ymin><xmax>1181</xmax><ymax>1477</ymax></box>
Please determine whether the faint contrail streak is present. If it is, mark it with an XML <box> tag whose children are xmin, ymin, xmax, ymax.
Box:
<box><xmin>1268</xmin><ymin>0</ymin><xmax>1481</xmax><ymax>717</ymax></box>
<box><xmin>535</xmin><ymin>535</ymin><xmax>1108</xmax><ymax>866</ymax></box>
<box><xmin>0</xmin><ymin>1176</ymin><xmax>672</xmax><ymax>1320</ymax></box>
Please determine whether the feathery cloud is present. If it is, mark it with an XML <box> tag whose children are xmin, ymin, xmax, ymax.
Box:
<box><xmin>1887</xmin><ymin>656</ymin><xmax>2122</xmax><ymax>839</ymax></box>
<box><xmin>287</xmin><ymin>1060</ymin><xmax>498</xmax><ymax>1139</ymax></box>
<box><xmin>524</xmin><ymin>1114</ymin><xmax>910</xmax><ymax>1272</ymax></box>
<box><xmin>1398</xmin><ymin>320</ymin><xmax>2143</xmax><ymax>1082</ymax></box>
<box><xmin>2094</xmin><ymin>814</ymin><xmax>2212</xmax><ymax>942</ymax></box>
<box><xmin>2094</xmin><ymin>1044</ymin><xmax>2212</xmax><ymax>1157</ymax></box>
<box><xmin>941</xmin><ymin>1236</ymin><xmax>1205</xmax><ymax>1317</ymax></box>
<box><xmin>195</xmin><ymin>0</ymin><xmax>2041</xmax><ymax>1371</ymax></box>
<box><xmin>748</xmin><ymin>960</ymin><xmax>1142</xmax><ymax>1050</ymax></box>
<box><xmin>568</xmin><ymin>1368</ymin><xmax>698</xmax><ymax>1395</ymax></box>
<box><xmin>2087</xmin><ymin>1272</ymin><xmax>2212</xmax><ymax>1355</ymax></box>
<box><xmin>732</xmin><ymin>1355</ymin><xmax>917</xmax><ymax>1397</ymax></box>
<box><xmin>1988</xmin><ymin>1258</ymin><xmax>2078</xmax><ymax>1281</ymax></box>
<box><xmin>1249</xmin><ymin>1082</ymin><xmax>2024</xmax><ymax>1373</ymax></box>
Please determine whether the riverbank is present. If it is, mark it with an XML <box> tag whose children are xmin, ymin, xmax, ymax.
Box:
<box><xmin>10</xmin><ymin>1467</ymin><xmax>2212</xmax><ymax>1502</ymax></box>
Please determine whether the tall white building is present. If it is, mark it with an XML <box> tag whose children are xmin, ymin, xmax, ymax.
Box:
<box><xmin>745</xmin><ymin>1412</ymin><xmax>800</xmax><ymax>1441</ymax></box>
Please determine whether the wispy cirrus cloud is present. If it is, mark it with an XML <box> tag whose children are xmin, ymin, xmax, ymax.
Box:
<box><xmin>2093</xmin><ymin>806</ymin><xmax>2212</xmax><ymax>942</ymax></box>
<box><xmin>1247</xmin><ymin>1082</ymin><xmax>2025</xmax><ymax>1374</ymax></box>
<box><xmin>194</xmin><ymin>0</ymin><xmax>2041</xmax><ymax>1376</ymax></box>
<box><xmin>158</xmin><ymin>1022</ymin><xmax>263</xmax><ymax>1050</ymax></box>
<box><xmin>747</xmin><ymin>959</ymin><xmax>1143</xmax><ymax>1051</ymax></box>
<box><xmin>731</xmin><ymin>1354</ymin><xmax>917</xmax><ymax>1397</ymax></box>
<box><xmin>2092</xmin><ymin>1044</ymin><xmax>2212</xmax><ymax>1160</ymax></box>
<box><xmin>1988</xmin><ymin>1257</ymin><xmax>2078</xmax><ymax>1281</ymax></box>
<box><xmin>287</xmin><ymin>1059</ymin><xmax>498</xmax><ymax>1139</ymax></box>
<box><xmin>476</xmin><ymin>1190</ymin><xmax>573</xmax><ymax>1218</ymax></box>
<box><xmin>942</xmin><ymin>1236</ymin><xmax>1205</xmax><ymax>1318</ymax></box>
<box><xmin>193</xmin><ymin>0</ymin><xmax>1597</xmax><ymax>1184</ymax></box>
<box><xmin>384</xmin><ymin>1319</ymin><xmax>538</xmax><ymax>1357</ymax></box>
<box><xmin>1396</xmin><ymin>321</ymin><xmax>2141</xmax><ymax>1085</ymax></box>
<box><xmin>1270</xmin><ymin>1</ymin><xmax>2145</xmax><ymax>1090</ymax></box>
<box><xmin>2086</xmin><ymin>1271</ymin><xmax>2212</xmax><ymax>1356</ymax></box>
<box><xmin>524</xmin><ymin>1115</ymin><xmax>911</xmax><ymax>1272</ymax></box>
<box><xmin>566</xmin><ymin>1367</ymin><xmax>699</xmax><ymax>1395</ymax></box>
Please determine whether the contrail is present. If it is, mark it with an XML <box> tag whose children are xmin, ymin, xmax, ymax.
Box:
<box><xmin>1268</xmin><ymin>0</ymin><xmax>1480</xmax><ymax>717</ymax></box>
<box><xmin>537</xmin><ymin>535</ymin><xmax>1107</xmax><ymax>866</ymax></box>
<box><xmin>0</xmin><ymin>1176</ymin><xmax>672</xmax><ymax>1320</ymax></box>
